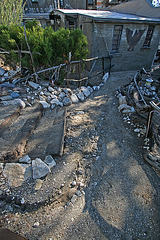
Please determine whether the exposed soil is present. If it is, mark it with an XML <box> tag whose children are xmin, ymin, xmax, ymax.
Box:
<box><xmin>0</xmin><ymin>71</ymin><xmax>160</xmax><ymax>240</ymax></box>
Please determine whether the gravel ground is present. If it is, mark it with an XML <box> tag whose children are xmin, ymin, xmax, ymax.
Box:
<box><xmin>0</xmin><ymin>71</ymin><xmax>160</xmax><ymax>240</ymax></box>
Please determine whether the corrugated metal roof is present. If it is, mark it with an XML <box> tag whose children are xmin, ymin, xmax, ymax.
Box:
<box><xmin>108</xmin><ymin>0</ymin><xmax>160</xmax><ymax>18</ymax></box>
<box><xmin>55</xmin><ymin>9</ymin><xmax>160</xmax><ymax>23</ymax></box>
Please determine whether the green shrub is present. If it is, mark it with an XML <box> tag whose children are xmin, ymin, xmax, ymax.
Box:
<box><xmin>0</xmin><ymin>20</ymin><xmax>89</xmax><ymax>74</ymax></box>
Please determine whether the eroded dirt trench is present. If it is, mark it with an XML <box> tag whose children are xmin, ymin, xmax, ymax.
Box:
<box><xmin>0</xmin><ymin>71</ymin><xmax>160</xmax><ymax>240</ymax></box>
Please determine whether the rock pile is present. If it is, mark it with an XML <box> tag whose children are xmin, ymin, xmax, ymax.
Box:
<box><xmin>0</xmin><ymin>67</ymin><xmax>109</xmax><ymax>109</ymax></box>
<box><xmin>1</xmin><ymin>155</ymin><xmax>56</xmax><ymax>188</ymax></box>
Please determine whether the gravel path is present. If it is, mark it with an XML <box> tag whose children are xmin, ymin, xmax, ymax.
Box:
<box><xmin>1</xmin><ymin>71</ymin><xmax>160</xmax><ymax>240</ymax></box>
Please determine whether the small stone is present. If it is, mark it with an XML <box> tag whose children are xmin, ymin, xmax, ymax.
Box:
<box><xmin>119</xmin><ymin>95</ymin><xmax>127</xmax><ymax>105</ymax></box>
<box><xmin>122</xmin><ymin>107</ymin><xmax>135</xmax><ymax>113</ymax></box>
<box><xmin>39</xmin><ymin>96</ymin><xmax>45</xmax><ymax>101</ymax></box>
<box><xmin>48</xmin><ymin>86</ymin><xmax>54</xmax><ymax>92</ymax></box>
<box><xmin>44</xmin><ymin>91</ymin><xmax>51</xmax><ymax>96</ymax></box>
<box><xmin>33</xmin><ymin>222</ymin><xmax>40</xmax><ymax>228</ymax></box>
<box><xmin>51</xmin><ymin>104</ymin><xmax>56</xmax><ymax>109</ymax></box>
<box><xmin>81</xmin><ymin>86</ymin><xmax>90</xmax><ymax>97</ymax></box>
<box><xmin>0</xmin><ymin>67</ymin><xmax>5</xmax><ymax>76</ymax></box>
<box><xmin>19</xmin><ymin>155</ymin><xmax>31</xmax><ymax>164</ymax></box>
<box><xmin>71</xmin><ymin>181</ymin><xmax>76</xmax><ymax>187</ymax></box>
<box><xmin>11</xmin><ymin>92</ymin><xmax>20</xmax><ymax>98</ymax></box>
<box><xmin>70</xmin><ymin>94</ymin><xmax>79</xmax><ymax>103</ymax></box>
<box><xmin>8</xmin><ymin>70</ymin><xmax>16</xmax><ymax>77</ymax></box>
<box><xmin>20</xmin><ymin>198</ymin><xmax>25</xmax><ymax>204</ymax></box>
<box><xmin>13</xmin><ymin>99</ymin><xmax>26</xmax><ymax>108</ymax></box>
<box><xmin>0</xmin><ymin>163</ymin><xmax>4</xmax><ymax>173</ymax></box>
<box><xmin>134</xmin><ymin>128</ymin><xmax>140</xmax><ymax>133</ymax></box>
<box><xmin>50</xmin><ymin>94</ymin><xmax>57</xmax><ymax>100</ymax></box>
<box><xmin>39</xmin><ymin>101</ymin><xmax>50</xmax><ymax>108</ymax></box>
<box><xmin>77</xmin><ymin>111</ymin><xmax>84</xmax><ymax>115</ymax></box>
<box><xmin>103</xmin><ymin>72</ymin><xmax>109</xmax><ymax>82</ymax></box>
<box><xmin>77</xmin><ymin>92</ymin><xmax>85</xmax><ymax>101</ymax></box>
<box><xmin>40</xmin><ymin>91</ymin><xmax>44</xmax><ymax>95</ymax></box>
<box><xmin>35</xmin><ymin>179</ymin><xmax>43</xmax><ymax>191</ymax></box>
<box><xmin>62</xmin><ymin>97</ymin><xmax>72</xmax><ymax>106</ymax></box>
<box><xmin>28</xmin><ymin>81</ymin><xmax>40</xmax><ymax>90</ymax></box>
<box><xmin>63</xmin><ymin>88</ymin><xmax>69</xmax><ymax>94</ymax></box>
<box><xmin>59</xmin><ymin>92</ymin><xmax>66</xmax><ymax>98</ymax></box>
<box><xmin>93</xmin><ymin>86</ymin><xmax>100</xmax><ymax>91</ymax></box>
<box><xmin>44</xmin><ymin>155</ymin><xmax>56</xmax><ymax>169</ymax></box>
<box><xmin>87</xmin><ymin>86</ymin><xmax>93</xmax><ymax>93</ymax></box>
<box><xmin>118</xmin><ymin>104</ymin><xmax>131</xmax><ymax>112</ymax></box>
<box><xmin>32</xmin><ymin>158</ymin><xmax>50</xmax><ymax>179</ymax></box>
<box><xmin>0</xmin><ymin>95</ymin><xmax>12</xmax><ymax>101</ymax></box>
<box><xmin>70</xmin><ymin>194</ymin><xmax>77</xmax><ymax>203</ymax></box>
<box><xmin>50</xmin><ymin>98</ymin><xmax>63</xmax><ymax>107</ymax></box>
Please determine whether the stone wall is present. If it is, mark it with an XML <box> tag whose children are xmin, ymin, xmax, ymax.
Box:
<box><xmin>90</xmin><ymin>22</ymin><xmax>160</xmax><ymax>71</ymax></box>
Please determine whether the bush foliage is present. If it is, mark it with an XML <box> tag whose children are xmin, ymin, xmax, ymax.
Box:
<box><xmin>0</xmin><ymin>0</ymin><xmax>25</xmax><ymax>26</ymax></box>
<box><xmin>0</xmin><ymin>20</ymin><xmax>89</xmax><ymax>72</ymax></box>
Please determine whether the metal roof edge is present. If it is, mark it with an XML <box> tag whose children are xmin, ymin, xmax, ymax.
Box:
<box><xmin>54</xmin><ymin>9</ymin><xmax>160</xmax><ymax>24</ymax></box>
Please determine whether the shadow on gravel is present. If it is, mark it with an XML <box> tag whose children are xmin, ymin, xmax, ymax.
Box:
<box><xmin>63</xmin><ymin>87</ymin><xmax>160</xmax><ymax>239</ymax></box>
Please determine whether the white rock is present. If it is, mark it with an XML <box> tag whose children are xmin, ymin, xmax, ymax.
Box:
<box><xmin>99</xmin><ymin>83</ymin><xmax>104</xmax><ymax>87</ymax></box>
<box><xmin>44</xmin><ymin>155</ymin><xmax>56</xmax><ymax>168</ymax></box>
<box><xmin>3</xmin><ymin>163</ymin><xmax>32</xmax><ymax>187</ymax></box>
<box><xmin>118</xmin><ymin>104</ymin><xmax>132</xmax><ymax>112</ymax></box>
<box><xmin>71</xmin><ymin>181</ymin><xmax>77</xmax><ymax>187</ymax></box>
<box><xmin>32</xmin><ymin>158</ymin><xmax>50</xmax><ymax>179</ymax></box>
<box><xmin>93</xmin><ymin>86</ymin><xmax>100</xmax><ymax>91</ymax></box>
<box><xmin>14</xmin><ymin>99</ymin><xmax>26</xmax><ymax>108</ymax></box>
<box><xmin>71</xmin><ymin>94</ymin><xmax>79</xmax><ymax>103</ymax></box>
<box><xmin>87</xmin><ymin>86</ymin><xmax>93</xmax><ymax>93</ymax></box>
<box><xmin>39</xmin><ymin>101</ymin><xmax>50</xmax><ymax>108</ymax></box>
<box><xmin>50</xmin><ymin>98</ymin><xmax>63</xmax><ymax>107</ymax></box>
<box><xmin>19</xmin><ymin>155</ymin><xmax>31</xmax><ymax>164</ymax></box>
<box><xmin>39</xmin><ymin>96</ymin><xmax>45</xmax><ymax>101</ymax></box>
<box><xmin>51</xmin><ymin>94</ymin><xmax>57</xmax><ymax>99</ymax></box>
<box><xmin>71</xmin><ymin>194</ymin><xmax>77</xmax><ymax>203</ymax></box>
<box><xmin>122</xmin><ymin>107</ymin><xmax>135</xmax><ymax>113</ymax></box>
<box><xmin>44</xmin><ymin>91</ymin><xmax>51</xmax><ymax>96</ymax></box>
<box><xmin>81</xmin><ymin>86</ymin><xmax>90</xmax><ymax>97</ymax></box>
<box><xmin>0</xmin><ymin>163</ymin><xmax>4</xmax><ymax>173</ymax></box>
<box><xmin>103</xmin><ymin>72</ymin><xmax>109</xmax><ymax>82</ymax></box>
<box><xmin>77</xmin><ymin>92</ymin><xmax>85</xmax><ymax>101</ymax></box>
<box><xmin>21</xmin><ymin>198</ymin><xmax>25</xmax><ymax>204</ymax></box>
<box><xmin>134</xmin><ymin>128</ymin><xmax>140</xmax><ymax>133</ymax></box>
<box><xmin>28</xmin><ymin>81</ymin><xmax>40</xmax><ymax>90</ymax></box>
<box><xmin>33</xmin><ymin>222</ymin><xmax>40</xmax><ymax>228</ymax></box>
<box><xmin>119</xmin><ymin>95</ymin><xmax>127</xmax><ymax>105</ymax></box>
<box><xmin>40</xmin><ymin>91</ymin><xmax>44</xmax><ymax>96</ymax></box>
<box><xmin>48</xmin><ymin>86</ymin><xmax>54</xmax><ymax>92</ymax></box>
<box><xmin>63</xmin><ymin>88</ymin><xmax>69</xmax><ymax>94</ymax></box>
<box><xmin>2</xmin><ymin>98</ymin><xmax>26</xmax><ymax>108</ymax></box>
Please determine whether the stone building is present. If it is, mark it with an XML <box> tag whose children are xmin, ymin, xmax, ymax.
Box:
<box><xmin>51</xmin><ymin>6</ymin><xmax>160</xmax><ymax>71</ymax></box>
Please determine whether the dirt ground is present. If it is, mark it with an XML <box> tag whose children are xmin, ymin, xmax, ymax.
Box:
<box><xmin>0</xmin><ymin>71</ymin><xmax>160</xmax><ymax>240</ymax></box>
